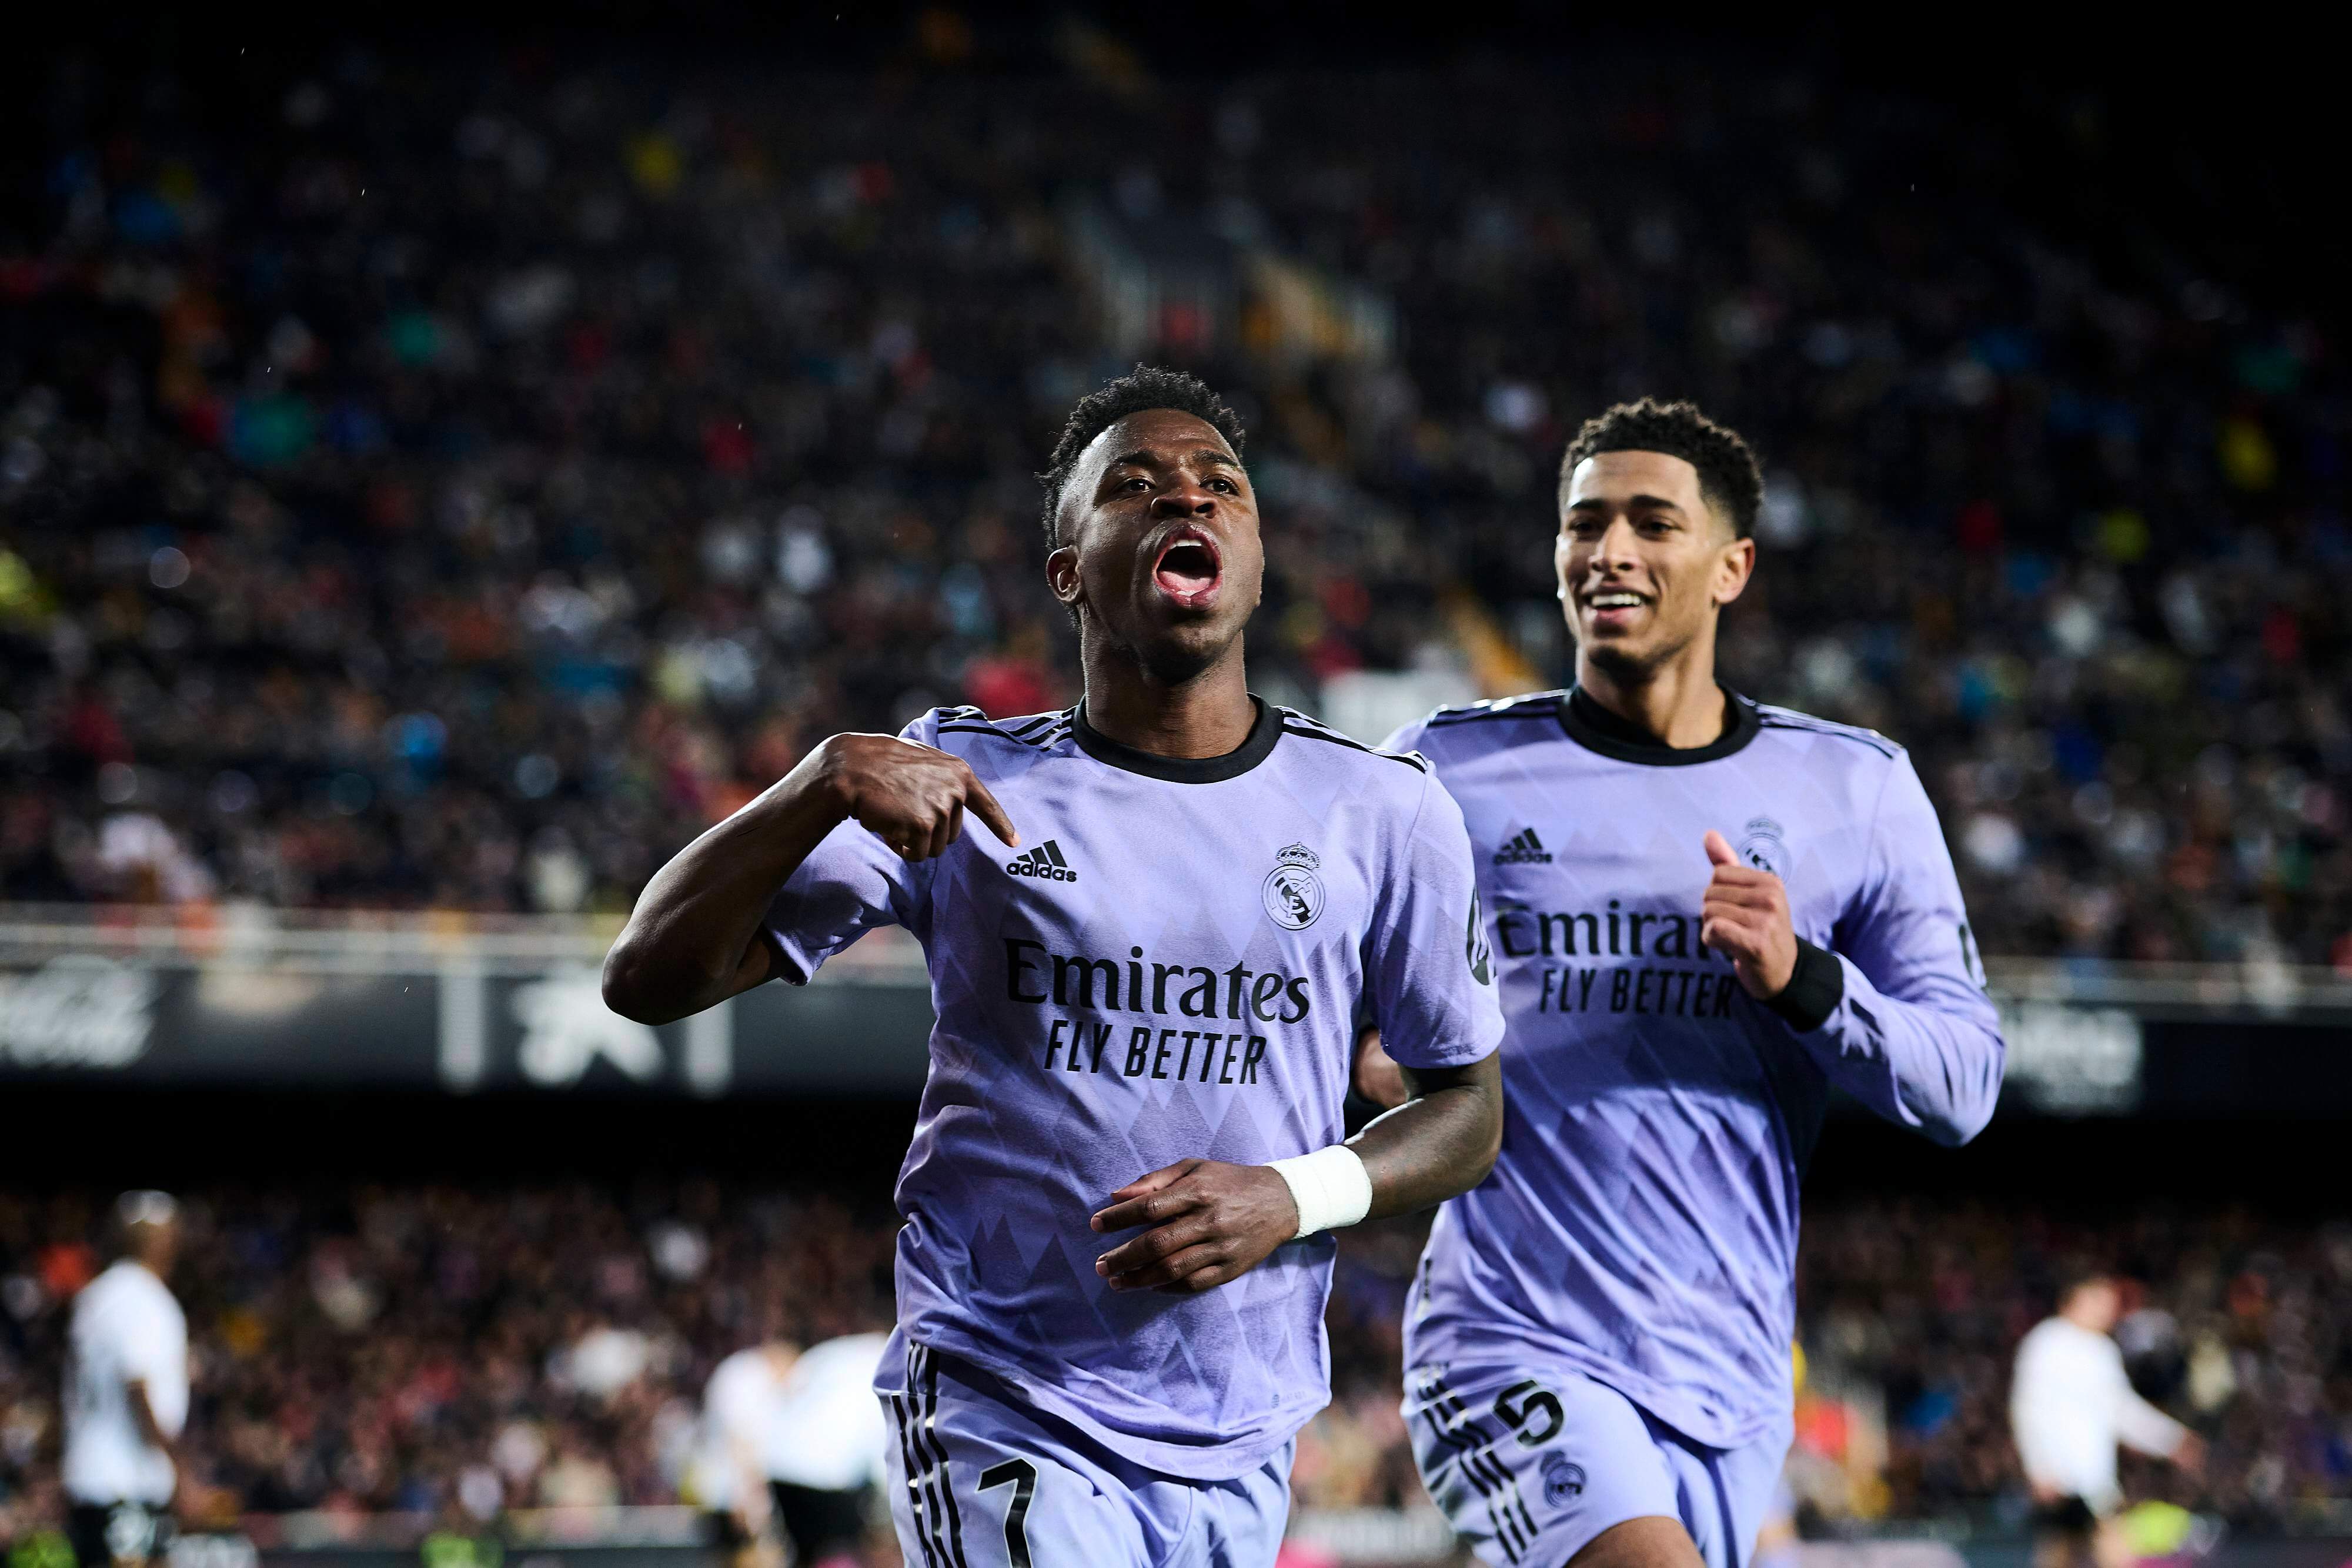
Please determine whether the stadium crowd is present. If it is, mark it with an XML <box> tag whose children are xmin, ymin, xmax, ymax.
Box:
<box><xmin>0</xmin><ymin>1183</ymin><xmax>900</xmax><ymax>1539</ymax></box>
<box><xmin>2</xmin><ymin>40</ymin><xmax>2348</xmax><ymax>965</ymax></box>
<box><xmin>1795</xmin><ymin>1202</ymin><xmax>2352</xmax><ymax>1533</ymax></box>
<box><xmin>1</xmin><ymin>1185</ymin><xmax>2347</xmax><ymax>1547</ymax></box>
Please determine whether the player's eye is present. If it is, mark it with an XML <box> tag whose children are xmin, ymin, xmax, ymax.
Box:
<box><xmin>1207</xmin><ymin>477</ymin><xmax>1235</xmax><ymax>493</ymax></box>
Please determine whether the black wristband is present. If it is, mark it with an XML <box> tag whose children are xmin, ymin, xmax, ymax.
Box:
<box><xmin>1766</xmin><ymin>938</ymin><xmax>1843</xmax><ymax>1031</ymax></box>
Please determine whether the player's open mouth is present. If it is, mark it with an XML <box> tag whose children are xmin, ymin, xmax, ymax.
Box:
<box><xmin>1151</xmin><ymin>529</ymin><xmax>1224</xmax><ymax>610</ymax></box>
<box><xmin>1583</xmin><ymin>589</ymin><xmax>1649</xmax><ymax>628</ymax></box>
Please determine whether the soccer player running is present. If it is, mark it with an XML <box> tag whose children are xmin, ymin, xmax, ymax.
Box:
<box><xmin>606</xmin><ymin>368</ymin><xmax>1506</xmax><ymax>1568</ymax></box>
<box><xmin>1362</xmin><ymin>400</ymin><xmax>2007</xmax><ymax>1568</ymax></box>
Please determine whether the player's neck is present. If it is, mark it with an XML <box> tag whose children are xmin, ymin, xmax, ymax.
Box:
<box><xmin>1080</xmin><ymin>642</ymin><xmax>1257</xmax><ymax>760</ymax></box>
<box><xmin>1576</xmin><ymin>649</ymin><xmax>1726</xmax><ymax>749</ymax></box>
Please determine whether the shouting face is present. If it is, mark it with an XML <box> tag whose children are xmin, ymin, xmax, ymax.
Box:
<box><xmin>1556</xmin><ymin>449</ymin><xmax>1755</xmax><ymax>683</ymax></box>
<box><xmin>1048</xmin><ymin>408</ymin><xmax>1265</xmax><ymax>683</ymax></box>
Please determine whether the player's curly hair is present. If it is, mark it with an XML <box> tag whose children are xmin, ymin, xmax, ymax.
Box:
<box><xmin>1560</xmin><ymin>398</ymin><xmax>1764</xmax><ymax>539</ymax></box>
<box><xmin>1038</xmin><ymin>366</ymin><xmax>1247</xmax><ymax>551</ymax></box>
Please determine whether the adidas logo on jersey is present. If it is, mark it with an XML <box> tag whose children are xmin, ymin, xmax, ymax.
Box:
<box><xmin>1007</xmin><ymin>840</ymin><xmax>1077</xmax><ymax>881</ymax></box>
<box><xmin>1494</xmin><ymin>827</ymin><xmax>1553</xmax><ymax>865</ymax></box>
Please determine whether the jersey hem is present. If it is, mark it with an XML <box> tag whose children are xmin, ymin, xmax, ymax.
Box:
<box><xmin>898</xmin><ymin>1325</ymin><xmax>1316</xmax><ymax>1483</ymax></box>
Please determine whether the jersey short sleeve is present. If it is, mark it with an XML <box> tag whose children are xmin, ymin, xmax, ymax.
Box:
<box><xmin>1361</xmin><ymin>773</ymin><xmax>1505</xmax><ymax>1071</ymax></box>
<box><xmin>761</xmin><ymin>711</ymin><xmax>941</xmax><ymax>983</ymax></box>
<box><xmin>112</xmin><ymin>1278</ymin><xmax>188</xmax><ymax>1437</ymax></box>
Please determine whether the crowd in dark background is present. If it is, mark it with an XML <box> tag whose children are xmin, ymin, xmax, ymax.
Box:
<box><xmin>1794</xmin><ymin>1202</ymin><xmax>2352</xmax><ymax>1533</ymax></box>
<box><xmin>1</xmin><ymin>1187</ymin><xmax>2347</xmax><ymax>1546</ymax></box>
<box><xmin>2</xmin><ymin>32</ymin><xmax>2348</xmax><ymax>962</ymax></box>
<box><xmin>0</xmin><ymin>1183</ymin><xmax>901</xmax><ymax>1542</ymax></box>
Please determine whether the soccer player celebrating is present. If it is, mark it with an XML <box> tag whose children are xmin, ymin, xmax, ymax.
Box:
<box><xmin>1365</xmin><ymin>399</ymin><xmax>2006</xmax><ymax>1568</ymax></box>
<box><xmin>606</xmin><ymin>368</ymin><xmax>1506</xmax><ymax>1568</ymax></box>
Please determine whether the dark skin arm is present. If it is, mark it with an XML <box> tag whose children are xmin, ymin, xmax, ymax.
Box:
<box><xmin>1089</xmin><ymin>1049</ymin><xmax>1503</xmax><ymax>1293</ymax></box>
<box><xmin>603</xmin><ymin>733</ymin><xmax>1018</xmax><ymax>1025</ymax></box>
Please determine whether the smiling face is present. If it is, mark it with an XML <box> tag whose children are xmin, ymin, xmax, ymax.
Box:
<box><xmin>1048</xmin><ymin>408</ymin><xmax>1265</xmax><ymax>683</ymax></box>
<box><xmin>1556</xmin><ymin>449</ymin><xmax>1755</xmax><ymax>683</ymax></box>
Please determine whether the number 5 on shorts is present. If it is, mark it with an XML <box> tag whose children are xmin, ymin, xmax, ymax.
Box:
<box><xmin>978</xmin><ymin>1458</ymin><xmax>1036</xmax><ymax>1567</ymax></box>
<box><xmin>1493</xmin><ymin>1379</ymin><xmax>1565</xmax><ymax>1446</ymax></box>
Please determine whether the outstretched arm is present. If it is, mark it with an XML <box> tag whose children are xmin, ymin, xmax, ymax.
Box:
<box><xmin>1088</xmin><ymin>1050</ymin><xmax>1502</xmax><ymax>1294</ymax></box>
<box><xmin>603</xmin><ymin>734</ymin><xmax>1016</xmax><ymax>1025</ymax></box>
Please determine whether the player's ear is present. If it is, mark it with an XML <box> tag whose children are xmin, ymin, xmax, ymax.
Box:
<box><xmin>1046</xmin><ymin>541</ymin><xmax>1084</xmax><ymax>616</ymax></box>
<box><xmin>1712</xmin><ymin>534</ymin><xmax>1756</xmax><ymax>609</ymax></box>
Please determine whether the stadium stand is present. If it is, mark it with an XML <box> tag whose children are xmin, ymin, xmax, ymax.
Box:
<box><xmin>3</xmin><ymin>48</ymin><xmax>2345</xmax><ymax>965</ymax></box>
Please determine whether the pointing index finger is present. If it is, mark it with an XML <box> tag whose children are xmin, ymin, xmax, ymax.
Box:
<box><xmin>963</xmin><ymin>771</ymin><xmax>1020</xmax><ymax>848</ymax></box>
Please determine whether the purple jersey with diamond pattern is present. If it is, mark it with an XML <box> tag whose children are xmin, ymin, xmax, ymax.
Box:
<box><xmin>764</xmin><ymin>699</ymin><xmax>1503</xmax><ymax>1480</ymax></box>
<box><xmin>1385</xmin><ymin>689</ymin><xmax>2004</xmax><ymax>1449</ymax></box>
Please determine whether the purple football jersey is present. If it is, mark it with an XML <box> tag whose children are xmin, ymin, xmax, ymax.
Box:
<box><xmin>764</xmin><ymin>698</ymin><xmax>1503</xmax><ymax>1480</ymax></box>
<box><xmin>1385</xmin><ymin>688</ymin><xmax>2004</xmax><ymax>1450</ymax></box>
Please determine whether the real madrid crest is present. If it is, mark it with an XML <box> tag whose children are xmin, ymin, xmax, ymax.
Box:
<box><xmin>1262</xmin><ymin>843</ymin><xmax>1325</xmax><ymax>931</ymax></box>
<box><xmin>1541</xmin><ymin>1450</ymin><xmax>1586</xmax><ymax>1506</ymax></box>
<box><xmin>1738</xmin><ymin>815</ymin><xmax>1788</xmax><ymax>880</ymax></box>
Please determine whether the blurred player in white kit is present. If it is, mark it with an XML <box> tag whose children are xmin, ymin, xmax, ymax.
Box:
<box><xmin>2010</xmin><ymin>1271</ymin><xmax>2205</xmax><ymax>1568</ymax></box>
<box><xmin>62</xmin><ymin>1193</ymin><xmax>188</xmax><ymax>1568</ymax></box>
<box><xmin>698</xmin><ymin>1332</ymin><xmax>889</xmax><ymax>1568</ymax></box>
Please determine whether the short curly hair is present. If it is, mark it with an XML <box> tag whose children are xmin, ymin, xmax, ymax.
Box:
<box><xmin>1559</xmin><ymin>398</ymin><xmax>1764</xmax><ymax>539</ymax></box>
<box><xmin>1037</xmin><ymin>366</ymin><xmax>1247</xmax><ymax>551</ymax></box>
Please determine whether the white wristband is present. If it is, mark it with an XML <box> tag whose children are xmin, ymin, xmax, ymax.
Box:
<box><xmin>1268</xmin><ymin>1145</ymin><xmax>1373</xmax><ymax>1238</ymax></box>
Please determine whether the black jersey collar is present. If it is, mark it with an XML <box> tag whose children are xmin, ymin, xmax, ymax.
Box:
<box><xmin>1073</xmin><ymin>695</ymin><xmax>1282</xmax><ymax>783</ymax></box>
<box><xmin>1559</xmin><ymin>683</ymin><xmax>1760</xmax><ymax>766</ymax></box>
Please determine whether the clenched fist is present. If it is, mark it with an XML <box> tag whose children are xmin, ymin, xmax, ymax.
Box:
<box><xmin>1700</xmin><ymin>828</ymin><xmax>1797</xmax><ymax>998</ymax></box>
<box><xmin>804</xmin><ymin>731</ymin><xmax>1021</xmax><ymax>861</ymax></box>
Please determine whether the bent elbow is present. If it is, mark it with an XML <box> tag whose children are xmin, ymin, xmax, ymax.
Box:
<box><xmin>600</xmin><ymin>942</ymin><xmax>679</xmax><ymax>1027</ymax></box>
<box><xmin>599</xmin><ymin>976</ymin><xmax>656</xmax><ymax>1027</ymax></box>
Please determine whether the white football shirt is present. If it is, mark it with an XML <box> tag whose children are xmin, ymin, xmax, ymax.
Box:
<box><xmin>697</xmin><ymin>1347</ymin><xmax>791</xmax><ymax>1510</ymax></box>
<box><xmin>763</xmin><ymin>1333</ymin><xmax>889</xmax><ymax>1492</ymax></box>
<box><xmin>2010</xmin><ymin>1315</ymin><xmax>2190</xmax><ymax>1510</ymax></box>
<box><xmin>63</xmin><ymin>1261</ymin><xmax>188</xmax><ymax>1505</ymax></box>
